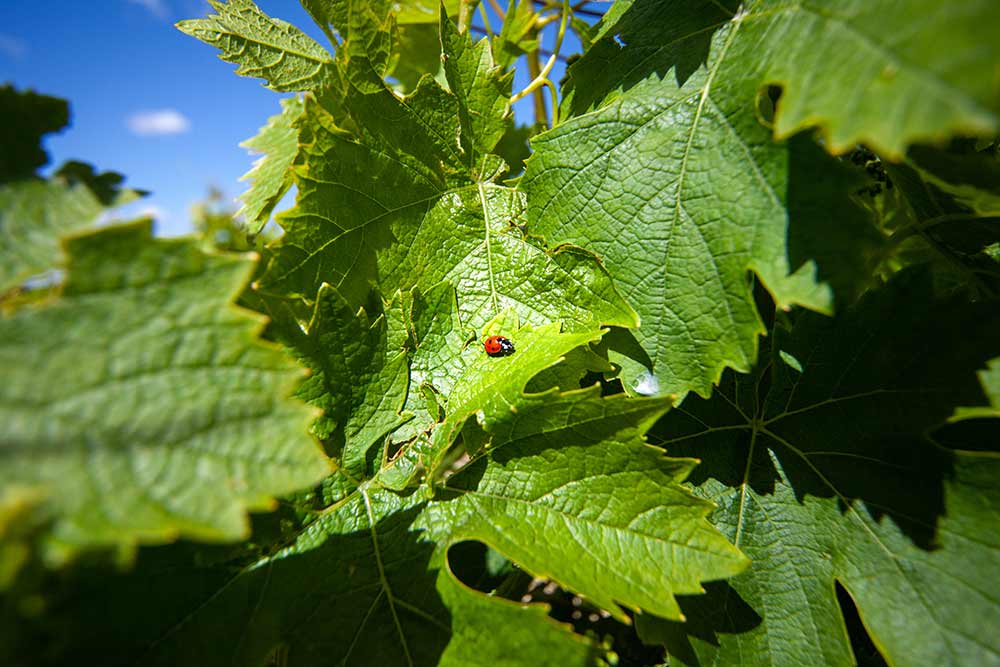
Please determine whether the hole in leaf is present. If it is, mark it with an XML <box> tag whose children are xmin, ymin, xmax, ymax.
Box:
<box><xmin>932</xmin><ymin>418</ymin><xmax>1000</xmax><ymax>452</ymax></box>
<box><xmin>447</xmin><ymin>543</ymin><xmax>663</xmax><ymax>664</ymax></box>
<box><xmin>447</xmin><ymin>540</ymin><xmax>528</xmax><ymax>596</ymax></box>
<box><xmin>836</xmin><ymin>581</ymin><xmax>889</xmax><ymax>667</ymax></box>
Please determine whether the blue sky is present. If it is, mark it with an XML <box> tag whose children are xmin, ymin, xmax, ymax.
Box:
<box><xmin>1</xmin><ymin>1</ymin><xmax>587</xmax><ymax>236</ymax></box>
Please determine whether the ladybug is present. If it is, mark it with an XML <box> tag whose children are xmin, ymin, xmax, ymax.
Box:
<box><xmin>484</xmin><ymin>335</ymin><xmax>515</xmax><ymax>357</ymax></box>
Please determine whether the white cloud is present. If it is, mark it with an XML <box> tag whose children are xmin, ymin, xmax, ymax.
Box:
<box><xmin>0</xmin><ymin>34</ymin><xmax>27</xmax><ymax>59</ymax></box>
<box><xmin>136</xmin><ymin>204</ymin><xmax>170</xmax><ymax>221</ymax></box>
<box><xmin>127</xmin><ymin>0</ymin><xmax>169</xmax><ymax>19</ymax></box>
<box><xmin>127</xmin><ymin>109</ymin><xmax>191</xmax><ymax>136</ymax></box>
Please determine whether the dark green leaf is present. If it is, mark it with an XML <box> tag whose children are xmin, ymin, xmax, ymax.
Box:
<box><xmin>0</xmin><ymin>86</ymin><xmax>69</xmax><ymax>183</ymax></box>
<box><xmin>642</xmin><ymin>270</ymin><xmax>1000</xmax><ymax>666</ymax></box>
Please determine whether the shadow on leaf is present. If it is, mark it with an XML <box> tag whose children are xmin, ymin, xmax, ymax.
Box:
<box><xmin>562</xmin><ymin>0</ymin><xmax>739</xmax><ymax>116</ymax></box>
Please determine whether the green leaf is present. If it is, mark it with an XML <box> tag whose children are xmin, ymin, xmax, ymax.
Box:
<box><xmin>642</xmin><ymin>270</ymin><xmax>1000</xmax><ymax>666</ymax></box>
<box><xmin>577</xmin><ymin>0</ymin><xmax>1000</xmax><ymax>157</ymax></box>
<box><xmin>0</xmin><ymin>180</ymin><xmax>104</xmax><ymax>292</ymax></box>
<box><xmin>392</xmin><ymin>281</ymin><xmax>471</xmax><ymax>442</ymax></box>
<box><xmin>951</xmin><ymin>358</ymin><xmax>1000</xmax><ymax>422</ymax></box>
<box><xmin>380</xmin><ymin>310</ymin><xmax>604</xmax><ymax>488</ymax></box>
<box><xmin>421</xmin><ymin>386</ymin><xmax>748</xmax><ymax>622</ymax></box>
<box><xmin>15</xmin><ymin>485</ymin><xmax>597</xmax><ymax>666</ymax></box>
<box><xmin>292</xmin><ymin>283</ymin><xmax>411</xmax><ymax>476</ymax></box>
<box><xmin>526</xmin><ymin>54</ymin><xmax>880</xmax><ymax>396</ymax></box>
<box><xmin>396</xmin><ymin>0</ymin><xmax>461</xmax><ymax>24</ymax></box>
<box><xmin>524</xmin><ymin>342</ymin><xmax>614</xmax><ymax>393</ymax></box>
<box><xmin>440</xmin><ymin>7</ymin><xmax>514</xmax><ymax>157</ymax></box>
<box><xmin>0</xmin><ymin>221</ymin><xmax>330</xmax><ymax>554</ymax></box>
<box><xmin>906</xmin><ymin>142</ymin><xmax>1000</xmax><ymax>214</ymax></box>
<box><xmin>446</xmin><ymin>314</ymin><xmax>600</xmax><ymax>424</ymax></box>
<box><xmin>750</xmin><ymin>0</ymin><xmax>1000</xmax><ymax>157</ymax></box>
<box><xmin>266</xmin><ymin>97</ymin><xmax>638</xmax><ymax>334</ymax></box>
<box><xmin>114</xmin><ymin>488</ymin><xmax>450</xmax><ymax>666</ymax></box>
<box><xmin>390</xmin><ymin>22</ymin><xmax>448</xmax><ymax>93</ymax></box>
<box><xmin>493</xmin><ymin>0</ymin><xmax>538</xmax><ymax>69</ymax></box>
<box><xmin>436</xmin><ymin>562</ymin><xmax>597</xmax><ymax>667</ymax></box>
<box><xmin>0</xmin><ymin>86</ymin><xmax>69</xmax><ymax>183</ymax></box>
<box><xmin>882</xmin><ymin>141</ymin><xmax>1000</xmax><ymax>298</ymax></box>
<box><xmin>177</xmin><ymin>0</ymin><xmax>335</xmax><ymax>92</ymax></box>
<box><xmin>237</xmin><ymin>96</ymin><xmax>304</xmax><ymax>235</ymax></box>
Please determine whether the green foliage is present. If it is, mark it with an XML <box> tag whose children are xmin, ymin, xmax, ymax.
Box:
<box><xmin>177</xmin><ymin>0</ymin><xmax>335</xmax><ymax>92</ymax></box>
<box><xmin>0</xmin><ymin>221</ymin><xmax>330</xmax><ymax>556</ymax></box>
<box><xmin>237</xmin><ymin>96</ymin><xmax>304</xmax><ymax>235</ymax></box>
<box><xmin>0</xmin><ymin>89</ymin><xmax>141</xmax><ymax>293</ymax></box>
<box><xmin>4</xmin><ymin>1</ymin><xmax>1000</xmax><ymax>665</ymax></box>
<box><xmin>640</xmin><ymin>270</ymin><xmax>1000</xmax><ymax>666</ymax></box>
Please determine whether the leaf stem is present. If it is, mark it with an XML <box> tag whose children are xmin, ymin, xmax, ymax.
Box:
<box><xmin>510</xmin><ymin>0</ymin><xmax>569</xmax><ymax>116</ymax></box>
<box><xmin>478</xmin><ymin>2</ymin><xmax>496</xmax><ymax>38</ymax></box>
<box><xmin>488</xmin><ymin>0</ymin><xmax>506</xmax><ymax>20</ymax></box>
<box><xmin>524</xmin><ymin>42</ymin><xmax>549</xmax><ymax>126</ymax></box>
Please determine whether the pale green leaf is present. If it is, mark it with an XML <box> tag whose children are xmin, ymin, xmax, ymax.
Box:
<box><xmin>0</xmin><ymin>221</ymin><xmax>330</xmax><ymax>553</ymax></box>
<box><xmin>951</xmin><ymin>358</ymin><xmax>1000</xmax><ymax>422</ymax></box>
<box><xmin>750</xmin><ymin>0</ymin><xmax>1000</xmax><ymax>157</ymax></box>
<box><xmin>177</xmin><ymin>0</ymin><xmax>335</xmax><ymax>92</ymax></box>
<box><xmin>0</xmin><ymin>180</ymin><xmax>104</xmax><ymax>292</ymax></box>
<box><xmin>396</xmin><ymin>0</ymin><xmax>461</xmax><ymax>24</ymax></box>
<box><xmin>237</xmin><ymin>96</ymin><xmax>304</xmax><ymax>235</ymax></box>
<box><xmin>379</xmin><ymin>310</ymin><xmax>604</xmax><ymax>488</ymax></box>
<box><xmin>390</xmin><ymin>22</ymin><xmax>448</xmax><ymax>92</ymax></box>
<box><xmin>493</xmin><ymin>0</ymin><xmax>538</xmax><ymax>69</ymax></box>
<box><xmin>642</xmin><ymin>270</ymin><xmax>1000</xmax><ymax>666</ymax></box>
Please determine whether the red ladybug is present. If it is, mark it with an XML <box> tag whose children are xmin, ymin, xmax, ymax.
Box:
<box><xmin>484</xmin><ymin>335</ymin><xmax>515</xmax><ymax>357</ymax></box>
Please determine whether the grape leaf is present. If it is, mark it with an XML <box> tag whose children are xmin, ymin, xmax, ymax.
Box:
<box><xmin>290</xmin><ymin>283</ymin><xmax>411</xmax><ymax>476</ymax></box>
<box><xmin>266</xmin><ymin>96</ymin><xmax>638</xmax><ymax>333</ymax></box>
<box><xmin>0</xmin><ymin>180</ymin><xmax>104</xmax><ymax>293</ymax></box>
<box><xmin>392</xmin><ymin>281</ymin><xmax>471</xmax><ymax>443</ymax></box>
<box><xmin>421</xmin><ymin>386</ymin><xmax>749</xmax><ymax>622</ymax></box>
<box><xmin>436</xmin><ymin>560</ymin><xmax>597</xmax><ymax>667</ymax></box>
<box><xmin>177</xmin><ymin>0</ymin><xmax>335</xmax><ymax>92</ymax></box>
<box><xmin>390</xmin><ymin>22</ymin><xmax>448</xmax><ymax>93</ymax></box>
<box><xmin>0</xmin><ymin>221</ymin><xmax>330</xmax><ymax>554</ymax></box>
<box><xmin>748</xmin><ymin>0</ymin><xmax>1000</xmax><ymax>157</ymax></box>
<box><xmin>883</xmin><ymin>141</ymin><xmax>1000</xmax><ymax>298</ymax></box>
<box><xmin>523</xmin><ymin>1</ymin><xmax>890</xmax><ymax>397</ymax></box>
<box><xmin>138</xmin><ymin>488</ymin><xmax>449</xmax><ymax>666</ymax></box>
<box><xmin>640</xmin><ymin>270</ymin><xmax>1000</xmax><ymax>666</ymax></box>
<box><xmin>906</xmin><ymin>142</ymin><xmax>1000</xmax><ymax>214</ymax></box>
<box><xmin>237</xmin><ymin>96</ymin><xmax>304</xmax><ymax>235</ymax></box>
<box><xmin>379</xmin><ymin>308</ymin><xmax>605</xmax><ymax>489</ymax></box>
<box><xmin>395</xmin><ymin>0</ymin><xmax>461</xmax><ymax>24</ymax></box>
<box><xmin>440</xmin><ymin>6</ymin><xmax>514</xmax><ymax>158</ymax></box>
<box><xmin>951</xmin><ymin>358</ymin><xmax>1000</xmax><ymax>422</ymax></box>
<box><xmin>61</xmin><ymin>485</ymin><xmax>591</xmax><ymax>667</ymax></box>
